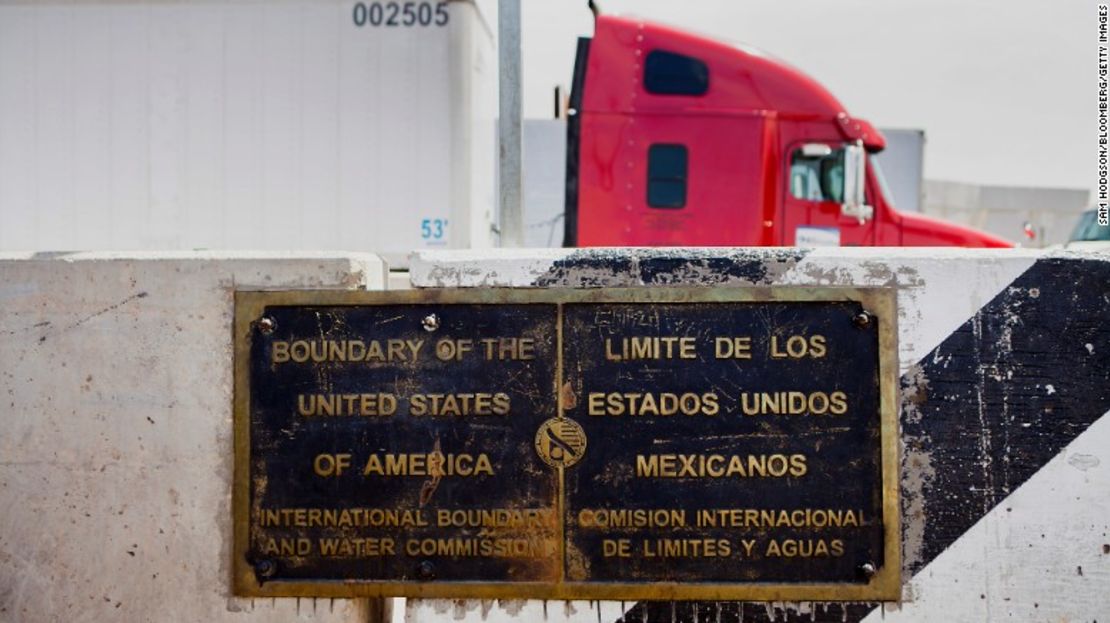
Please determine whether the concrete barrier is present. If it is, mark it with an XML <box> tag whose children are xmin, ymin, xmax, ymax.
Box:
<box><xmin>2</xmin><ymin>248</ymin><xmax>1107</xmax><ymax>622</ymax></box>
<box><xmin>409</xmin><ymin>247</ymin><xmax>1110</xmax><ymax>622</ymax></box>
<box><xmin>0</xmin><ymin>252</ymin><xmax>386</xmax><ymax>622</ymax></box>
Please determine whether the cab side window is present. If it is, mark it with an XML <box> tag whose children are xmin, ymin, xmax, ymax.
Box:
<box><xmin>789</xmin><ymin>147</ymin><xmax>844</xmax><ymax>203</ymax></box>
<box><xmin>647</xmin><ymin>144</ymin><xmax>688</xmax><ymax>208</ymax></box>
<box><xmin>644</xmin><ymin>50</ymin><xmax>709</xmax><ymax>96</ymax></box>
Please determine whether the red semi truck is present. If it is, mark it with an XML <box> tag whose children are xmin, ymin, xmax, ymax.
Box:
<box><xmin>563</xmin><ymin>14</ymin><xmax>1012</xmax><ymax>248</ymax></box>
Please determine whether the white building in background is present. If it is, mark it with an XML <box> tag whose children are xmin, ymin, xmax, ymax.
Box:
<box><xmin>0</xmin><ymin>0</ymin><xmax>496</xmax><ymax>263</ymax></box>
<box><xmin>923</xmin><ymin>181</ymin><xmax>1089</xmax><ymax>247</ymax></box>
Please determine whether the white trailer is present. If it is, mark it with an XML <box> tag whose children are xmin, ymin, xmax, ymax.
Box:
<box><xmin>0</xmin><ymin>0</ymin><xmax>496</xmax><ymax>264</ymax></box>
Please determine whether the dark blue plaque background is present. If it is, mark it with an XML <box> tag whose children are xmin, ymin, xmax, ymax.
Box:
<box><xmin>561</xmin><ymin>302</ymin><xmax>883</xmax><ymax>584</ymax></box>
<box><xmin>249</xmin><ymin>303</ymin><xmax>559</xmax><ymax>583</ymax></box>
<box><xmin>244</xmin><ymin>298</ymin><xmax>886</xmax><ymax>588</ymax></box>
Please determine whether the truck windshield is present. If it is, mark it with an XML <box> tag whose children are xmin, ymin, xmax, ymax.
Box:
<box><xmin>1070</xmin><ymin>210</ymin><xmax>1110</xmax><ymax>241</ymax></box>
<box><xmin>869</xmin><ymin>155</ymin><xmax>896</xmax><ymax>207</ymax></box>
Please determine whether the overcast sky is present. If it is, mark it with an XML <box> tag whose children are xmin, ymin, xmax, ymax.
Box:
<box><xmin>519</xmin><ymin>0</ymin><xmax>1093</xmax><ymax>195</ymax></box>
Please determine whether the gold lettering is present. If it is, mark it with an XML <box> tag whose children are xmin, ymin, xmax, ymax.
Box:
<box><xmin>298</xmin><ymin>393</ymin><xmax>397</xmax><ymax>417</ymax></box>
<box><xmin>407</xmin><ymin>393</ymin><xmax>511</xmax><ymax>416</ymax></box>
<box><xmin>366</xmin><ymin>341</ymin><xmax>384</xmax><ymax>361</ymax></box>
<box><xmin>327</xmin><ymin>341</ymin><xmax>345</xmax><ymax>361</ymax></box>
<box><xmin>435</xmin><ymin>338</ymin><xmax>473</xmax><ymax>361</ymax></box>
<box><xmin>636</xmin><ymin>454</ymin><xmax>807</xmax><ymax>479</ymax></box>
<box><xmin>765</xmin><ymin>538</ymin><xmax>844</xmax><ymax>558</ymax></box>
<box><xmin>314</xmin><ymin>453</ymin><xmax>351</xmax><ymax>477</ymax></box>
<box><xmin>701</xmin><ymin>392</ymin><xmax>720</xmax><ymax>416</ymax></box>
<box><xmin>714</xmin><ymin>336</ymin><xmax>752</xmax><ymax>359</ymax></box>
<box><xmin>589</xmin><ymin>392</ymin><xmax>719</xmax><ymax>416</ymax></box>
<box><xmin>317</xmin><ymin>537</ymin><xmax>395</xmax><ymax>557</ymax></box>
<box><xmin>605</xmin><ymin>338</ymin><xmax>622</xmax><ymax>361</ymax></box>
<box><xmin>790</xmin><ymin>454</ymin><xmax>808</xmax><ymax>476</ymax></box>
<box><xmin>474</xmin><ymin>454</ymin><xmax>494</xmax><ymax>475</ymax></box>
<box><xmin>679</xmin><ymin>337</ymin><xmax>697</xmax><ymax>359</ymax></box>
<box><xmin>810</xmin><ymin>335</ymin><xmax>827</xmax><ymax>357</ymax></box>
<box><xmin>739</xmin><ymin>391</ymin><xmax>849</xmax><ymax>416</ymax></box>
<box><xmin>436</xmin><ymin>508</ymin><xmax>556</xmax><ymax>529</ymax></box>
<box><xmin>491</xmin><ymin>393</ymin><xmax>511</xmax><ymax>415</ymax></box>
<box><xmin>272</xmin><ymin>341</ymin><xmax>290</xmax><ymax>363</ymax></box>
<box><xmin>290</xmin><ymin>341</ymin><xmax>310</xmax><ymax>362</ymax></box>
<box><xmin>642</xmin><ymin>538</ymin><xmax>730</xmax><ymax>558</ymax></box>
<box><xmin>407</xmin><ymin>339</ymin><xmax>424</xmax><ymax>361</ymax></box>
<box><xmin>386</xmin><ymin>339</ymin><xmax>406</xmax><ymax>361</ymax></box>
<box><xmin>604</xmin><ymin>336</ymin><xmax>700</xmax><ymax>361</ymax></box>
<box><xmin>263</xmin><ymin>537</ymin><xmax>312</xmax><ymax>556</ymax></box>
<box><xmin>659</xmin><ymin>454</ymin><xmax>677</xmax><ymax>477</ymax></box>
<box><xmin>403</xmin><ymin>537</ymin><xmax>556</xmax><ymax>558</ymax></box>
<box><xmin>603</xmin><ymin>539</ymin><xmax>632</xmax><ymax>557</ymax></box>
<box><xmin>578</xmin><ymin>509</ymin><xmax>686</xmax><ymax>528</ymax></box>
<box><xmin>363</xmin><ymin>454</ymin><xmax>383</xmax><ymax>475</ymax></box>
<box><xmin>480</xmin><ymin>337</ymin><xmax>536</xmax><ymax>360</ymax></box>
<box><xmin>361</xmin><ymin>453</ymin><xmax>494</xmax><ymax>477</ymax></box>
<box><xmin>706</xmin><ymin>454</ymin><xmax>725</xmax><ymax>477</ymax></box>
<box><xmin>770</xmin><ymin>335</ymin><xmax>827</xmax><ymax>359</ymax></box>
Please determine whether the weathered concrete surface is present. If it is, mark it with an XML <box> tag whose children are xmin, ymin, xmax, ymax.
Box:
<box><xmin>4</xmin><ymin>248</ymin><xmax>1105</xmax><ymax>622</ymax></box>
<box><xmin>409</xmin><ymin>247</ymin><xmax>1110</xmax><ymax>623</ymax></box>
<box><xmin>0</xmin><ymin>252</ymin><xmax>386</xmax><ymax>622</ymax></box>
<box><xmin>864</xmin><ymin>408</ymin><xmax>1110</xmax><ymax>622</ymax></box>
<box><xmin>411</xmin><ymin>247</ymin><xmax>1041</xmax><ymax>374</ymax></box>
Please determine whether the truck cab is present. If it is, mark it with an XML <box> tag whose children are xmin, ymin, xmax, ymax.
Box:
<box><xmin>563</xmin><ymin>15</ymin><xmax>1012</xmax><ymax>248</ymax></box>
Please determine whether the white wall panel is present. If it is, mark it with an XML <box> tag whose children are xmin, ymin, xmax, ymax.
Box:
<box><xmin>183</xmin><ymin>6</ymin><xmax>228</xmax><ymax>249</ymax></box>
<box><xmin>0</xmin><ymin>6</ymin><xmax>37</xmax><ymax>249</ymax></box>
<box><xmin>0</xmin><ymin>251</ymin><xmax>387</xmax><ymax>622</ymax></box>
<box><xmin>0</xmin><ymin>1</ymin><xmax>494</xmax><ymax>260</ymax></box>
<box><xmin>107</xmin><ymin>5</ymin><xmax>152</xmax><ymax>249</ymax></box>
<box><xmin>34</xmin><ymin>6</ymin><xmax>77</xmax><ymax>248</ymax></box>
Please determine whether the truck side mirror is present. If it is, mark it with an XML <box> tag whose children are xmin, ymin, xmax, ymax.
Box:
<box><xmin>841</xmin><ymin>141</ymin><xmax>874</xmax><ymax>223</ymax></box>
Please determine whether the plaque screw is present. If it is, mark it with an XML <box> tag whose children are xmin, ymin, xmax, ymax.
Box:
<box><xmin>852</xmin><ymin>311</ymin><xmax>873</xmax><ymax>329</ymax></box>
<box><xmin>858</xmin><ymin>562</ymin><xmax>876</xmax><ymax>579</ymax></box>
<box><xmin>254</xmin><ymin>559</ymin><xmax>277</xmax><ymax>579</ymax></box>
<box><xmin>421</xmin><ymin>313</ymin><xmax>440</xmax><ymax>332</ymax></box>
<box><xmin>257</xmin><ymin>316</ymin><xmax>277</xmax><ymax>335</ymax></box>
<box><xmin>416</xmin><ymin>560</ymin><xmax>436</xmax><ymax>581</ymax></box>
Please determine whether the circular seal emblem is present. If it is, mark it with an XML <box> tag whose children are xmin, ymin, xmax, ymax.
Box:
<box><xmin>534</xmin><ymin>417</ymin><xmax>587</xmax><ymax>469</ymax></box>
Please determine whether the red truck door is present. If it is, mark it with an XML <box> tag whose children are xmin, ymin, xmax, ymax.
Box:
<box><xmin>574</xmin><ymin>112</ymin><xmax>770</xmax><ymax>246</ymax></box>
<box><xmin>779</xmin><ymin>140</ymin><xmax>876</xmax><ymax>246</ymax></box>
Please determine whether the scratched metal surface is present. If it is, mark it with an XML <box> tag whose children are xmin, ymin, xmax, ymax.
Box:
<box><xmin>562</xmin><ymin>301</ymin><xmax>884</xmax><ymax>584</ymax></box>
<box><xmin>247</xmin><ymin>303</ymin><xmax>560</xmax><ymax>584</ymax></box>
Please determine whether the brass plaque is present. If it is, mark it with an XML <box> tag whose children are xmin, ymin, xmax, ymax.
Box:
<box><xmin>234</xmin><ymin>288</ymin><xmax>900</xmax><ymax>601</ymax></box>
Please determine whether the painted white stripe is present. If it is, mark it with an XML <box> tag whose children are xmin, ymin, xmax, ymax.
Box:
<box><xmin>864</xmin><ymin>410</ymin><xmax>1110</xmax><ymax>622</ymax></box>
<box><xmin>776</xmin><ymin>248</ymin><xmax>1037</xmax><ymax>372</ymax></box>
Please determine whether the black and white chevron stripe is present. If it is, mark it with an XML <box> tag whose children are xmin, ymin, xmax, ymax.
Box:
<box><xmin>409</xmin><ymin>248</ymin><xmax>1110</xmax><ymax>623</ymax></box>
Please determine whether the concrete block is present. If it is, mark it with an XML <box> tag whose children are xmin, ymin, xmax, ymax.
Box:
<box><xmin>408</xmin><ymin>247</ymin><xmax>1110</xmax><ymax>623</ymax></box>
<box><xmin>0</xmin><ymin>252</ymin><xmax>386</xmax><ymax>622</ymax></box>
